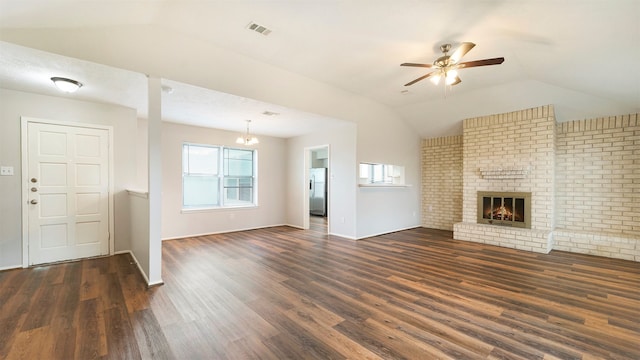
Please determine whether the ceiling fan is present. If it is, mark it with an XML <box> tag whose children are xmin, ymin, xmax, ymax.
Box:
<box><xmin>401</xmin><ymin>42</ymin><xmax>504</xmax><ymax>87</ymax></box>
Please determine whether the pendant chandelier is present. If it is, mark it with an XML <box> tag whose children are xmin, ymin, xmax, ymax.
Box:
<box><xmin>236</xmin><ymin>120</ymin><xmax>259</xmax><ymax>146</ymax></box>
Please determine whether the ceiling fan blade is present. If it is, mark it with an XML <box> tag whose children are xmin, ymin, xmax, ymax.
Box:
<box><xmin>458</xmin><ymin>57</ymin><xmax>505</xmax><ymax>68</ymax></box>
<box><xmin>450</xmin><ymin>42</ymin><xmax>475</xmax><ymax>63</ymax></box>
<box><xmin>404</xmin><ymin>71</ymin><xmax>437</xmax><ymax>86</ymax></box>
<box><xmin>400</xmin><ymin>62</ymin><xmax>434</xmax><ymax>68</ymax></box>
<box><xmin>450</xmin><ymin>76</ymin><xmax>462</xmax><ymax>86</ymax></box>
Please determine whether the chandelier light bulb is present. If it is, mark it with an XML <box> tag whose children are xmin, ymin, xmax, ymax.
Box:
<box><xmin>237</xmin><ymin>120</ymin><xmax>259</xmax><ymax>146</ymax></box>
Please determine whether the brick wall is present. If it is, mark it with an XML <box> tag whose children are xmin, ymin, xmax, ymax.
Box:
<box><xmin>421</xmin><ymin>136</ymin><xmax>463</xmax><ymax>231</ymax></box>
<box><xmin>555</xmin><ymin>114</ymin><xmax>639</xmax><ymax>260</ymax></box>
<box><xmin>453</xmin><ymin>105</ymin><xmax>556</xmax><ymax>253</ymax></box>
<box><xmin>424</xmin><ymin>106</ymin><xmax>639</xmax><ymax>261</ymax></box>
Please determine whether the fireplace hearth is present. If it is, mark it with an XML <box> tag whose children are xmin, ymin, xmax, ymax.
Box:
<box><xmin>477</xmin><ymin>191</ymin><xmax>531</xmax><ymax>228</ymax></box>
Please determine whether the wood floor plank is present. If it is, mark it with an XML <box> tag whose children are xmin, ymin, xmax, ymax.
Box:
<box><xmin>282</xmin><ymin>307</ymin><xmax>382</xmax><ymax>360</ymax></box>
<box><xmin>75</xmin><ymin>298</ymin><xmax>103</xmax><ymax>360</ymax></box>
<box><xmin>130</xmin><ymin>308</ymin><xmax>174</xmax><ymax>360</ymax></box>
<box><xmin>1</xmin><ymin>221</ymin><xmax>639</xmax><ymax>359</ymax></box>
<box><xmin>20</xmin><ymin>282</ymin><xmax>59</xmax><ymax>331</ymax></box>
<box><xmin>0</xmin><ymin>312</ymin><xmax>24</xmax><ymax>359</ymax></box>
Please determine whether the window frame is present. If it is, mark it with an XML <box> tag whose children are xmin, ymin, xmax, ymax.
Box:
<box><xmin>182</xmin><ymin>142</ymin><xmax>257</xmax><ymax>211</ymax></box>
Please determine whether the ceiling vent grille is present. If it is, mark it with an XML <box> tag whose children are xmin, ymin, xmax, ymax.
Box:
<box><xmin>247</xmin><ymin>22</ymin><xmax>272</xmax><ymax>36</ymax></box>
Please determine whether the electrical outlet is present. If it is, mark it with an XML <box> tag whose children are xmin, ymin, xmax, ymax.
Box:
<box><xmin>0</xmin><ymin>166</ymin><xmax>14</xmax><ymax>176</ymax></box>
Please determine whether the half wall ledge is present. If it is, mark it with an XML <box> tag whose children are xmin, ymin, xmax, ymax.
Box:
<box><xmin>453</xmin><ymin>222</ymin><xmax>553</xmax><ymax>254</ymax></box>
<box><xmin>554</xmin><ymin>229</ymin><xmax>639</xmax><ymax>262</ymax></box>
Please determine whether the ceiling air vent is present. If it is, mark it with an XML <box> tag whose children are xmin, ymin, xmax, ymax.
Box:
<box><xmin>247</xmin><ymin>22</ymin><xmax>272</xmax><ymax>36</ymax></box>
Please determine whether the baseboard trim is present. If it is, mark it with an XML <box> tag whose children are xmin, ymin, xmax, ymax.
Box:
<box><xmin>329</xmin><ymin>232</ymin><xmax>357</xmax><ymax>240</ymax></box>
<box><xmin>0</xmin><ymin>264</ymin><xmax>23</xmax><ymax>272</ymax></box>
<box><xmin>113</xmin><ymin>250</ymin><xmax>162</xmax><ymax>287</ymax></box>
<box><xmin>162</xmin><ymin>224</ymin><xmax>293</xmax><ymax>241</ymax></box>
<box><xmin>355</xmin><ymin>225</ymin><xmax>422</xmax><ymax>240</ymax></box>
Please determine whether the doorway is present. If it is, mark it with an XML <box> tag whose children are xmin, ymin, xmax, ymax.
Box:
<box><xmin>303</xmin><ymin>145</ymin><xmax>329</xmax><ymax>233</ymax></box>
<box><xmin>21</xmin><ymin>118</ymin><xmax>113</xmax><ymax>266</ymax></box>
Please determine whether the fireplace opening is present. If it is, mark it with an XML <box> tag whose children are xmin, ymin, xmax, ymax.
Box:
<box><xmin>478</xmin><ymin>192</ymin><xmax>531</xmax><ymax>228</ymax></box>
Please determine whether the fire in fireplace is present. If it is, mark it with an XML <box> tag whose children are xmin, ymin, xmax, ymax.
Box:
<box><xmin>477</xmin><ymin>191</ymin><xmax>531</xmax><ymax>228</ymax></box>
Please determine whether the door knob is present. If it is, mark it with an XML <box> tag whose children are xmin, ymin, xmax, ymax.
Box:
<box><xmin>31</xmin><ymin>187</ymin><xmax>38</xmax><ymax>192</ymax></box>
<box><xmin>31</xmin><ymin>178</ymin><xmax>37</xmax><ymax>183</ymax></box>
<box><xmin>30</xmin><ymin>199</ymin><xmax>38</xmax><ymax>204</ymax></box>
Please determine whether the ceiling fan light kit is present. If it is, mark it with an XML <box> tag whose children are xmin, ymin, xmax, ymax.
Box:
<box><xmin>401</xmin><ymin>42</ymin><xmax>504</xmax><ymax>89</ymax></box>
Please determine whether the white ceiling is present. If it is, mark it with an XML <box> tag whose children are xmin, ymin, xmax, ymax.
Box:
<box><xmin>0</xmin><ymin>1</ymin><xmax>638</xmax><ymax>139</ymax></box>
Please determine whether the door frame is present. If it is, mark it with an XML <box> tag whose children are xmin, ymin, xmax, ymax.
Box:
<box><xmin>303</xmin><ymin>144</ymin><xmax>330</xmax><ymax>232</ymax></box>
<box><xmin>20</xmin><ymin>117</ymin><xmax>115</xmax><ymax>267</ymax></box>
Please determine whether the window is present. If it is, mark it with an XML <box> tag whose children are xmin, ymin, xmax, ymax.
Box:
<box><xmin>223</xmin><ymin>148</ymin><xmax>254</xmax><ymax>206</ymax></box>
<box><xmin>183</xmin><ymin>143</ymin><xmax>256</xmax><ymax>209</ymax></box>
<box><xmin>359</xmin><ymin>163</ymin><xmax>405</xmax><ymax>185</ymax></box>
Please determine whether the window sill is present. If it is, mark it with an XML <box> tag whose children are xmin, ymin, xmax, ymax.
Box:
<box><xmin>181</xmin><ymin>205</ymin><xmax>258</xmax><ymax>214</ymax></box>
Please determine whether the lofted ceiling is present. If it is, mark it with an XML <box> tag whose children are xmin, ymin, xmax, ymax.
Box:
<box><xmin>0</xmin><ymin>0</ymin><xmax>638</xmax><ymax>139</ymax></box>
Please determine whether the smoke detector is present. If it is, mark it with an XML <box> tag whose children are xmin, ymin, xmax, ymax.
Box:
<box><xmin>246</xmin><ymin>22</ymin><xmax>272</xmax><ymax>36</ymax></box>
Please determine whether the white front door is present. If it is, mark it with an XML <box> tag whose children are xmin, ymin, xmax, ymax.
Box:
<box><xmin>27</xmin><ymin>122</ymin><xmax>110</xmax><ymax>265</ymax></box>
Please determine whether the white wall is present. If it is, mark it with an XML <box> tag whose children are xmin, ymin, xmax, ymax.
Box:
<box><xmin>158</xmin><ymin>121</ymin><xmax>287</xmax><ymax>239</ymax></box>
<box><xmin>286</xmin><ymin>123</ymin><xmax>358</xmax><ymax>238</ymax></box>
<box><xmin>356</xmin><ymin>104</ymin><xmax>423</xmax><ymax>238</ymax></box>
<box><xmin>0</xmin><ymin>89</ymin><xmax>137</xmax><ymax>269</ymax></box>
<box><xmin>128</xmin><ymin>191</ymin><xmax>150</xmax><ymax>280</ymax></box>
<box><xmin>3</xmin><ymin>28</ymin><xmax>425</xmax><ymax>242</ymax></box>
<box><xmin>135</xmin><ymin>118</ymin><xmax>149</xmax><ymax>190</ymax></box>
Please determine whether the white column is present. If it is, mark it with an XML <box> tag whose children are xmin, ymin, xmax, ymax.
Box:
<box><xmin>147</xmin><ymin>76</ymin><xmax>163</xmax><ymax>285</ymax></box>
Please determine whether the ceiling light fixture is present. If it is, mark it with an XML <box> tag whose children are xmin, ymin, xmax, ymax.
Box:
<box><xmin>236</xmin><ymin>120</ymin><xmax>259</xmax><ymax>146</ymax></box>
<box><xmin>50</xmin><ymin>77</ymin><xmax>83</xmax><ymax>93</ymax></box>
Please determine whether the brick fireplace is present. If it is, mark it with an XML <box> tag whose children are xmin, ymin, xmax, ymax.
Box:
<box><xmin>423</xmin><ymin>106</ymin><xmax>639</xmax><ymax>261</ymax></box>
<box><xmin>453</xmin><ymin>105</ymin><xmax>555</xmax><ymax>253</ymax></box>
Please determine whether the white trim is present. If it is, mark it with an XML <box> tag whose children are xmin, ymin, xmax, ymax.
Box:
<box><xmin>20</xmin><ymin>117</ymin><xmax>115</xmax><ymax>267</ymax></box>
<box><xmin>160</xmin><ymin>224</ymin><xmax>422</xmax><ymax>243</ymax></box>
<box><xmin>21</xmin><ymin>119</ymin><xmax>28</xmax><ymax>267</ymax></box>
<box><xmin>180</xmin><ymin>205</ymin><xmax>259</xmax><ymax>214</ymax></box>
<box><xmin>355</xmin><ymin>225</ymin><xmax>422</xmax><ymax>240</ymax></box>
<box><xmin>162</xmin><ymin>224</ymin><xmax>293</xmax><ymax>241</ymax></box>
<box><xmin>329</xmin><ymin>232</ymin><xmax>357</xmax><ymax>240</ymax></box>
<box><xmin>114</xmin><ymin>250</ymin><xmax>164</xmax><ymax>287</ymax></box>
<box><xmin>303</xmin><ymin>145</ymin><xmax>331</xmax><ymax>232</ymax></box>
<box><xmin>126</xmin><ymin>189</ymin><xmax>149</xmax><ymax>198</ymax></box>
<box><xmin>0</xmin><ymin>264</ymin><xmax>23</xmax><ymax>272</ymax></box>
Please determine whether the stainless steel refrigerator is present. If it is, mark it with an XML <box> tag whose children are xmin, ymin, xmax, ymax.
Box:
<box><xmin>309</xmin><ymin>168</ymin><xmax>327</xmax><ymax>216</ymax></box>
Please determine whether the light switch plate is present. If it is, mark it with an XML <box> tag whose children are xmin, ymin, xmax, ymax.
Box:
<box><xmin>0</xmin><ymin>166</ymin><xmax>14</xmax><ymax>176</ymax></box>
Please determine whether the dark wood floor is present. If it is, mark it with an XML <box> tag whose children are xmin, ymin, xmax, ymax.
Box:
<box><xmin>1</xmin><ymin>223</ymin><xmax>639</xmax><ymax>359</ymax></box>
